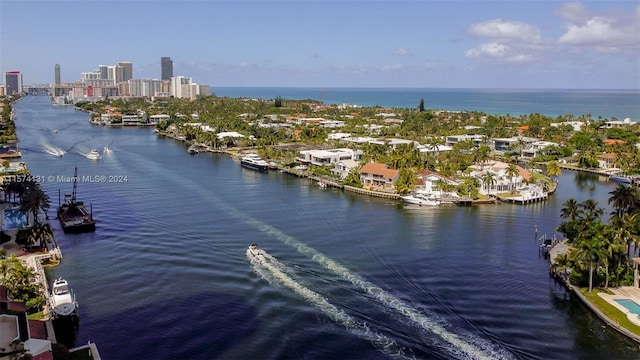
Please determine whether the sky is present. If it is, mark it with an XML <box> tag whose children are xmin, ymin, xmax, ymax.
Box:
<box><xmin>1</xmin><ymin>0</ymin><xmax>639</xmax><ymax>89</ymax></box>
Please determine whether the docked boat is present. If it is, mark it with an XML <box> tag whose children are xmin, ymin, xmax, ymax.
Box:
<box><xmin>402</xmin><ymin>193</ymin><xmax>441</xmax><ymax>206</ymax></box>
<box><xmin>86</xmin><ymin>148</ymin><xmax>101</xmax><ymax>160</ymax></box>
<box><xmin>241</xmin><ymin>153</ymin><xmax>269</xmax><ymax>171</ymax></box>
<box><xmin>188</xmin><ymin>144</ymin><xmax>199</xmax><ymax>155</ymax></box>
<box><xmin>58</xmin><ymin>166</ymin><xmax>96</xmax><ymax>233</ymax></box>
<box><xmin>50</xmin><ymin>278</ymin><xmax>78</xmax><ymax>318</ymax></box>
<box><xmin>609</xmin><ymin>175</ymin><xmax>632</xmax><ymax>184</ymax></box>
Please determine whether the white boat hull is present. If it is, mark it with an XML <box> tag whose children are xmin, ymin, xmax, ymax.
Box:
<box><xmin>402</xmin><ymin>195</ymin><xmax>440</xmax><ymax>206</ymax></box>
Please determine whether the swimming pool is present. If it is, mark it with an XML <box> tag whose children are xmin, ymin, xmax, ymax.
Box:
<box><xmin>615</xmin><ymin>299</ymin><xmax>640</xmax><ymax>315</ymax></box>
<box><xmin>2</xmin><ymin>208</ymin><xmax>28</xmax><ymax>230</ymax></box>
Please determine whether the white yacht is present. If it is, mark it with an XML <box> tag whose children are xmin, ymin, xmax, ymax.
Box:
<box><xmin>87</xmin><ymin>149</ymin><xmax>101</xmax><ymax>160</ymax></box>
<box><xmin>241</xmin><ymin>153</ymin><xmax>269</xmax><ymax>171</ymax></box>
<box><xmin>402</xmin><ymin>193</ymin><xmax>440</xmax><ymax>206</ymax></box>
<box><xmin>50</xmin><ymin>278</ymin><xmax>78</xmax><ymax>318</ymax></box>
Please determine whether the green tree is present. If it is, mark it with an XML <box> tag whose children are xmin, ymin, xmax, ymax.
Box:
<box><xmin>418</xmin><ymin>98</ymin><xmax>425</xmax><ymax>112</ymax></box>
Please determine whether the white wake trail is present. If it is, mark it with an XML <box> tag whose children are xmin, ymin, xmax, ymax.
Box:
<box><xmin>247</xmin><ymin>248</ymin><xmax>415</xmax><ymax>360</ymax></box>
<box><xmin>246</xmin><ymin>221</ymin><xmax>514</xmax><ymax>360</ymax></box>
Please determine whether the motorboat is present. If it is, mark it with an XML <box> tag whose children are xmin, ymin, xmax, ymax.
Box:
<box><xmin>318</xmin><ymin>181</ymin><xmax>327</xmax><ymax>189</ymax></box>
<box><xmin>609</xmin><ymin>175</ymin><xmax>632</xmax><ymax>184</ymax></box>
<box><xmin>402</xmin><ymin>193</ymin><xmax>440</xmax><ymax>206</ymax></box>
<box><xmin>247</xmin><ymin>243</ymin><xmax>263</xmax><ymax>257</ymax></box>
<box><xmin>87</xmin><ymin>149</ymin><xmax>101</xmax><ymax>160</ymax></box>
<box><xmin>188</xmin><ymin>144</ymin><xmax>199</xmax><ymax>155</ymax></box>
<box><xmin>241</xmin><ymin>153</ymin><xmax>269</xmax><ymax>171</ymax></box>
<box><xmin>50</xmin><ymin>278</ymin><xmax>78</xmax><ymax>318</ymax></box>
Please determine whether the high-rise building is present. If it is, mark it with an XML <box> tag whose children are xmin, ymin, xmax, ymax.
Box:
<box><xmin>118</xmin><ymin>61</ymin><xmax>133</xmax><ymax>82</ymax></box>
<box><xmin>54</xmin><ymin>64</ymin><xmax>61</xmax><ymax>85</ymax></box>
<box><xmin>161</xmin><ymin>57</ymin><xmax>173</xmax><ymax>81</ymax></box>
<box><xmin>4</xmin><ymin>71</ymin><xmax>23</xmax><ymax>95</ymax></box>
<box><xmin>98</xmin><ymin>65</ymin><xmax>109</xmax><ymax>80</ymax></box>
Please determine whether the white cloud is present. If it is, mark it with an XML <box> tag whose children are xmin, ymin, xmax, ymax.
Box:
<box><xmin>465</xmin><ymin>42</ymin><xmax>508</xmax><ymax>58</ymax></box>
<box><xmin>556</xmin><ymin>6</ymin><xmax>640</xmax><ymax>54</ymax></box>
<box><xmin>382</xmin><ymin>64</ymin><xmax>404</xmax><ymax>71</ymax></box>
<box><xmin>467</xmin><ymin>19</ymin><xmax>542</xmax><ymax>43</ymax></box>
<box><xmin>465</xmin><ymin>42</ymin><xmax>532</xmax><ymax>63</ymax></box>
<box><xmin>393</xmin><ymin>48</ymin><xmax>412</xmax><ymax>56</ymax></box>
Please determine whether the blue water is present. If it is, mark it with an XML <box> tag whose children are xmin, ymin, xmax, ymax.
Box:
<box><xmin>12</xmin><ymin>95</ymin><xmax>640</xmax><ymax>360</ymax></box>
<box><xmin>211</xmin><ymin>87</ymin><xmax>640</xmax><ymax>121</ymax></box>
<box><xmin>615</xmin><ymin>299</ymin><xmax>640</xmax><ymax>315</ymax></box>
<box><xmin>3</xmin><ymin>208</ymin><xmax>28</xmax><ymax>230</ymax></box>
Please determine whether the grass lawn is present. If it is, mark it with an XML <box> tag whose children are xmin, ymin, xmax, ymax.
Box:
<box><xmin>581</xmin><ymin>288</ymin><xmax>640</xmax><ymax>338</ymax></box>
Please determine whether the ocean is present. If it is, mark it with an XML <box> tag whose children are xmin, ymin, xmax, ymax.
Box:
<box><xmin>11</xmin><ymin>94</ymin><xmax>640</xmax><ymax>359</ymax></box>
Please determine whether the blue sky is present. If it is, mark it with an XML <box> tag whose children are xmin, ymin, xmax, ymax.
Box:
<box><xmin>1</xmin><ymin>1</ymin><xmax>639</xmax><ymax>89</ymax></box>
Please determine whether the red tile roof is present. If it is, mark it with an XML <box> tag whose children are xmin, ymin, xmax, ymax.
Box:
<box><xmin>360</xmin><ymin>162</ymin><xmax>399</xmax><ymax>179</ymax></box>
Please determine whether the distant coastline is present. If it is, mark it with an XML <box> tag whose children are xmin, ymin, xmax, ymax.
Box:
<box><xmin>211</xmin><ymin>87</ymin><xmax>640</xmax><ymax>121</ymax></box>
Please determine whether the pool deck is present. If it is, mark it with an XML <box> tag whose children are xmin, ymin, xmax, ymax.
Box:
<box><xmin>598</xmin><ymin>287</ymin><xmax>640</xmax><ymax>328</ymax></box>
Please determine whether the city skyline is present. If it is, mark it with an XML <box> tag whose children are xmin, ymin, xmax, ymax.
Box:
<box><xmin>1</xmin><ymin>1</ymin><xmax>638</xmax><ymax>89</ymax></box>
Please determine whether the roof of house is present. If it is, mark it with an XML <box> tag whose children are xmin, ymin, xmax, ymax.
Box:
<box><xmin>360</xmin><ymin>162</ymin><xmax>399</xmax><ymax>179</ymax></box>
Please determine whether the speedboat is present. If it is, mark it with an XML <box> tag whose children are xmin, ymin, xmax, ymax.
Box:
<box><xmin>50</xmin><ymin>278</ymin><xmax>78</xmax><ymax>318</ymax></box>
<box><xmin>609</xmin><ymin>175</ymin><xmax>632</xmax><ymax>184</ymax></box>
<box><xmin>402</xmin><ymin>193</ymin><xmax>440</xmax><ymax>206</ymax></box>
<box><xmin>247</xmin><ymin>243</ymin><xmax>263</xmax><ymax>257</ymax></box>
<box><xmin>87</xmin><ymin>149</ymin><xmax>101</xmax><ymax>160</ymax></box>
<box><xmin>188</xmin><ymin>144</ymin><xmax>199</xmax><ymax>155</ymax></box>
<box><xmin>241</xmin><ymin>154</ymin><xmax>269</xmax><ymax>171</ymax></box>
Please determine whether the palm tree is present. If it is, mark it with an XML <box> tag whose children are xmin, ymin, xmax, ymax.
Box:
<box><xmin>580</xmin><ymin>199</ymin><xmax>604</xmax><ymax>222</ymax></box>
<box><xmin>546</xmin><ymin>161</ymin><xmax>562</xmax><ymax>182</ymax></box>
<box><xmin>505</xmin><ymin>164</ymin><xmax>519</xmax><ymax>194</ymax></box>
<box><xmin>572</xmin><ymin>227</ymin><xmax>605</xmax><ymax>293</ymax></box>
<box><xmin>608</xmin><ymin>185</ymin><xmax>639</xmax><ymax>217</ymax></box>
<box><xmin>481</xmin><ymin>171</ymin><xmax>497</xmax><ymax>196</ymax></box>
<box><xmin>20</xmin><ymin>187</ymin><xmax>50</xmax><ymax>227</ymax></box>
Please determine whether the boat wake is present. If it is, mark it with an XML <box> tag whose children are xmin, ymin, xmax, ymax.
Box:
<box><xmin>247</xmin><ymin>245</ymin><xmax>414</xmax><ymax>360</ymax></box>
<box><xmin>42</xmin><ymin>143</ymin><xmax>65</xmax><ymax>157</ymax></box>
<box><xmin>115</xmin><ymin>152</ymin><xmax>514</xmax><ymax>360</ymax></box>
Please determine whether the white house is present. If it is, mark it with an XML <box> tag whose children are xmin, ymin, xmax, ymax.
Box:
<box><xmin>467</xmin><ymin>160</ymin><xmax>529</xmax><ymax>195</ymax></box>
<box><xmin>332</xmin><ymin>159</ymin><xmax>359</xmax><ymax>179</ymax></box>
<box><xmin>415</xmin><ymin>170</ymin><xmax>459</xmax><ymax>197</ymax></box>
<box><xmin>521</xmin><ymin>141</ymin><xmax>559</xmax><ymax>159</ymax></box>
<box><xmin>149</xmin><ymin>114</ymin><xmax>170</xmax><ymax>124</ymax></box>
<box><xmin>445</xmin><ymin>134</ymin><xmax>485</xmax><ymax>147</ymax></box>
<box><xmin>299</xmin><ymin>148</ymin><xmax>363</xmax><ymax>166</ymax></box>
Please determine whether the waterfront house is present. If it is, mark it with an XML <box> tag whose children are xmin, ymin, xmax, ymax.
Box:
<box><xmin>149</xmin><ymin>114</ymin><xmax>170</xmax><ymax>124</ymax></box>
<box><xmin>333</xmin><ymin>159</ymin><xmax>358</xmax><ymax>180</ymax></box>
<box><xmin>359</xmin><ymin>162</ymin><xmax>400</xmax><ymax>192</ymax></box>
<box><xmin>602</xmin><ymin>118</ymin><xmax>635</xmax><ymax>129</ymax></box>
<box><xmin>0</xmin><ymin>285</ymin><xmax>52</xmax><ymax>360</ymax></box>
<box><xmin>467</xmin><ymin>160</ymin><xmax>528</xmax><ymax>195</ymax></box>
<box><xmin>414</xmin><ymin>170</ymin><xmax>459</xmax><ymax>197</ymax></box>
<box><xmin>298</xmin><ymin>148</ymin><xmax>363</xmax><ymax>166</ymax></box>
<box><xmin>597</xmin><ymin>153</ymin><xmax>618</xmax><ymax>169</ymax></box>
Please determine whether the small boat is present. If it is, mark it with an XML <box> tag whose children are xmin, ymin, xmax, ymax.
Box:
<box><xmin>318</xmin><ymin>181</ymin><xmax>327</xmax><ymax>189</ymax></box>
<box><xmin>53</xmin><ymin>129</ymin><xmax>58</xmax><ymax>133</ymax></box>
<box><xmin>402</xmin><ymin>193</ymin><xmax>440</xmax><ymax>206</ymax></box>
<box><xmin>188</xmin><ymin>144</ymin><xmax>199</xmax><ymax>155</ymax></box>
<box><xmin>247</xmin><ymin>243</ymin><xmax>263</xmax><ymax>257</ymax></box>
<box><xmin>50</xmin><ymin>278</ymin><xmax>78</xmax><ymax>318</ymax></box>
<box><xmin>609</xmin><ymin>175</ymin><xmax>632</xmax><ymax>184</ymax></box>
<box><xmin>241</xmin><ymin>153</ymin><xmax>269</xmax><ymax>171</ymax></box>
<box><xmin>86</xmin><ymin>149</ymin><xmax>101</xmax><ymax>160</ymax></box>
